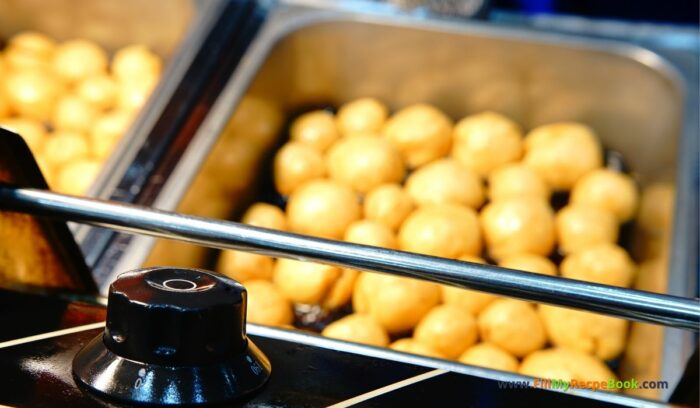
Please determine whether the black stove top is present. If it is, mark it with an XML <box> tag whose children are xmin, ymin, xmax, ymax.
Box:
<box><xmin>0</xmin><ymin>288</ymin><xmax>648</xmax><ymax>407</ymax></box>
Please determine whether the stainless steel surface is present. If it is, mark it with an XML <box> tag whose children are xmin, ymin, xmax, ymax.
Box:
<box><xmin>72</xmin><ymin>0</ymin><xmax>269</xmax><ymax>279</ymax></box>
<box><xmin>85</xmin><ymin>0</ymin><xmax>228</xmax><ymax>202</ymax></box>
<box><xmin>2</xmin><ymin>185</ymin><xmax>698</xmax><ymax>331</ymax></box>
<box><xmin>381</xmin><ymin>0</ymin><xmax>488</xmax><ymax>18</ymax></box>
<box><xmin>0</xmin><ymin>0</ymin><xmax>224</xmax><ymax>202</ymax></box>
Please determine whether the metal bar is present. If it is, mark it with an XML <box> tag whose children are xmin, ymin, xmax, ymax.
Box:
<box><xmin>1</xmin><ymin>185</ymin><xmax>698</xmax><ymax>331</ymax></box>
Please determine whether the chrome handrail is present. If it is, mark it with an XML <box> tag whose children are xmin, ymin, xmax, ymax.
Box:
<box><xmin>1</xmin><ymin>185</ymin><xmax>698</xmax><ymax>331</ymax></box>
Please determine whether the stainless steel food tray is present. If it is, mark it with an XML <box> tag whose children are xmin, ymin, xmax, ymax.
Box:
<box><xmin>88</xmin><ymin>0</ymin><xmax>698</xmax><ymax>402</ymax></box>
<box><xmin>0</xmin><ymin>0</ymin><xmax>228</xmax><ymax>200</ymax></box>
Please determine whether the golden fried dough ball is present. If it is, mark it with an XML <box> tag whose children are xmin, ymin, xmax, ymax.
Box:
<box><xmin>499</xmin><ymin>253</ymin><xmax>557</xmax><ymax>276</ymax></box>
<box><xmin>76</xmin><ymin>74</ymin><xmax>117</xmax><ymax>111</ymax></box>
<box><xmin>0</xmin><ymin>118</ymin><xmax>47</xmax><ymax>153</ymax></box>
<box><xmin>520</xmin><ymin>348</ymin><xmax>617</xmax><ymax>384</ymax></box>
<box><xmin>201</xmin><ymin>135</ymin><xmax>262</xmax><ymax>194</ymax></box>
<box><xmin>217</xmin><ymin>250</ymin><xmax>274</xmax><ymax>282</ymax></box>
<box><xmin>4</xmin><ymin>48</ymin><xmax>47</xmax><ymax>71</ymax></box>
<box><xmin>242</xmin><ymin>203</ymin><xmax>287</xmax><ymax>231</ymax></box>
<box><xmin>52</xmin><ymin>95</ymin><xmax>98</xmax><ymax>133</ymax></box>
<box><xmin>390</xmin><ymin>338</ymin><xmax>445</xmax><ymax>359</ymax></box>
<box><xmin>560</xmin><ymin>243</ymin><xmax>636</xmax><ymax>287</ymax></box>
<box><xmin>327</xmin><ymin>135</ymin><xmax>405</xmax><ymax>193</ymax></box>
<box><xmin>323</xmin><ymin>268</ymin><xmax>359</xmax><ymax>310</ymax></box>
<box><xmin>331</xmin><ymin>220</ymin><xmax>397</xmax><ymax>311</ymax></box>
<box><xmin>363</xmin><ymin>183</ymin><xmax>414</xmax><ymax>230</ymax></box>
<box><xmin>452</xmin><ymin>111</ymin><xmax>523</xmax><ymax>177</ymax></box>
<box><xmin>322</xmin><ymin>314</ymin><xmax>389</xmax><ymax>347</ymax></box>
<box><xmin>638</xmin><ymin>183</ymin><xmax>674</xmax><ymax>235</ymax></box>
<box><xmin>245</xmin><ymin>280</ymin><xmax>293</xmax><ymax>326</ymax></box>
<box><xmin>414</xmin><ymin>305</ymin><xmax>478</xmax><ymax>358</ymax></box>
<box><xmin>43</xmin><ymin>131</ymin><xmax>89</xmax><ymax>168</ymax></box>
<box><xmin>144</xmin><ymin>240</ymin><xmax>208</xmax><ymax>270</ymax></box>
<box><xmin>8</xmin><ymin>31</ymin><xmax>56</xmax><ymax>60</ymax></box>
<box><xmin>488</xmin><ymin>163</ymin><xmax>550</xmax><ymax>201</ymax></box>
<box><xmin>405</xmin><ymin>159</ymin><xmax>484</xmax><ymax>209</ymax></box>
<box><xmin>344</xmin><ymin>220</ymin><xmax>397</xmax><ymax>249</ymax></box>
<box><xmin>225</xmin><ymin>96</ymin><xmax>283</xmax><ymax>151</ymax></box>
<box><xmin>52</xmin><ymin>39</ymin><xmax>108</xmax><ymax>83</ymax></box>
<box><xmin>539</xmin><ymin>305</ymin><xmax>628</xmax><ymax>360</ymax></box>
<box><xmin>287</xmin><ymin>180</ymin><xmax>360</xmax><ymax>239</ymax></box>
<box><xmin>353</xmin><ymin>273</ymin><xmax>441</xmax><ymax>334</ymax></box>
<box><xmin>441</xmin><ymin>255</ymin><xmax>499</xmax><ymax>315</ymax></box>
<box><xmin>90</xmin><ymin>110</ymin><xmax>133</xmax><ymax>159</ymax></box>
<box><xmin>33</xmin><ymin>151</ymin><xmax>56</xmax><ymax>186</ymax></box>
<box><xmin>555</xmin><ymin>205</ymin><xmax>619</xmax><ymax>255</ymax></box>
<box><xmin>0</xmin><ymin>73</ymin><xmax>8</xmax><ymax>117</ymax></box>
<box><xmin>4</xmin><ymin>70</ymin><xmax>62</xmax><ymax>121</ymax></box>
<box><xmin>621</xmin><ymin>323</ymin><xmax>664</xmax><ymax>399</ymax></box>
<box><xmin>290</xmin><ymin>110</ymin><xmax>339</xmax><ymax>152</ymax></box>
<box><xmin>273</xmin><ymin>259</ymin><xmax>341</xmax><ymax>305</ymax></box>
<box><xmin>338</xmin><ymin>219</ymin><xmax>398</xmax><ymax>307</ymax></box>
<box><xmin>5</xmin><ymin>31</ymin><xmax>56</xmax><ymax>71</ymax></box>
<box><xmin>399</xmin><ymin>204</ymin><xmax>481</xmax><ymax>259</ymax></box>
<box><xmin>523</xmin><ymin>122</ymin><xmax>603</xmax><ymax>191</ymax></box>
<box><xmin>273</xmin><ymin>142</ymin><xmax>326</xmax><ymax>196</ymax></box>
<box><xmin>383</xmin><ymin>103</ymin><xmax>452</xmax><ymax>168</ymax></box>
<box><xmin>177</xmin><ymin>174</ymin><xmax>231</xmax><ymax>220</ymax></box>
<box><xmin>111</xmin><ymin>45</ymin><xmax>162</xmax><ymax>84</ymax></box>
<box><xmin>480</xmin><ymin>197</ymin><xmax>555</xmax><ymax>260</ymax></box>
<box><xmin>478</xmin><ymin>299</ymin><xmax>546</xmax><ymax>357</ymax></box>
<box><xmin>570</xmin><ymin>169</ymin><xmax>639</xmax><ymax>222</ymax></box>
<box><xmin>54</xmin><ymin>158</ymin><xmax>101</xmax><ymax>195</ymax></box>
<box><xmin>336</xmin><ymin>97</ymin><xmax>388</xmax><ymax>135</ymax></box>
<box><xmin>311</xmin><ymin>218</ymin><xmax>387</xmax><ymax>310</ymax></box>
<box><xmin>635</xmin><ymin>257</ymin><xmax>668</xmax><ymax>294</ymax></box>
<box><xmin>459</xmin><ymin>343</ymin><xmax>519</xmax><ymax>372</ymax></box>
<box><xmin>116</xmin><ymin>75</ymin><xmax>157</xmax><ymax>112</ymax></box>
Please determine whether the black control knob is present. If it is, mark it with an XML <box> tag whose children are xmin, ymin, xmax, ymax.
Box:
<box><xmin>73</xmin><ymin>267</ymin><xmax>271</xmax><ymax>405</ymax></box>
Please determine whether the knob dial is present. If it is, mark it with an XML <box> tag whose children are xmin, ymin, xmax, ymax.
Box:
<box><xmin>73</xmin><ymin>267</ymin><xmax>271</xmax><ymax>405</ymax></box>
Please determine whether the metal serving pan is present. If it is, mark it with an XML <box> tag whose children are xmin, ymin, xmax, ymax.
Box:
<box><xmin>0</xmin><ymin>0</ymin><xmax>226</xmax><ymax>199</ymax></box>
<box><xmin>98</xmin><ymin>0</ymin><xmax>698</xmax><ymax>402</ymax></box>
